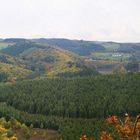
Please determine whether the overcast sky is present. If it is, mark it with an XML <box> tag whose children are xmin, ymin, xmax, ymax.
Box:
<box><xmin>0</xmin><ymin>0</ymin><xmax>140</xmax><ymax>42</ymax></box>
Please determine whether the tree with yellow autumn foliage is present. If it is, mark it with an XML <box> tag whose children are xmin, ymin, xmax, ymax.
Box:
<box><xmin>0</xmin><ymin>117</ymin><xmax>30</xmax><ymax>140</ymax></box>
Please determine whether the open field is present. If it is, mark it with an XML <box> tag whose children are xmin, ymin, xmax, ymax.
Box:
<box><xmin>91</xmin><ymin>52</ymin><xmax>131</xmax><ymax>61</ymax></box>
<box><xmin>0</xmin><ymin>42</ymin><xmax>11</xmax><ymax>50</ymax></box>
<box><xmin>24</xmin><ymin>128</ymin><xmax>59</xmax><ymax>140</ymax></box>
<box><xmin>102</xmin><ymin>42</ymin><xmax>121</xmax><ymax>51</ymax></box>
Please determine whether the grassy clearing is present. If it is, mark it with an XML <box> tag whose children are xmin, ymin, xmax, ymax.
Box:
<box><xmin>0</xmin><ymin>42</ymin><xmax>11</xmax><ymax>50</ymax></box>
<box><xmin>102</xmin><ymin>42</ymin><xmax>121</xmax><ymax>51</ymax></box>
<box><xmin>21</xmin><ymin>128</ymin><xmax>59</xmax><ymax>140</ymax></box>
<box><xmin>91</xmin><ymin>52</ymin><xmax>131</xmax><ymax>61</ymax></box>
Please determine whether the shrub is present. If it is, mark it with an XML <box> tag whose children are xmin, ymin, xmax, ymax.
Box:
<box><xmin>7</xmin><ymin>129</ymin><xmax>14</xmax><ymax>138</ymax></box>
<box><xmin>21</xmin><ymin>124</ymin><xmax>30</xmax><ymax>139</ymax></box>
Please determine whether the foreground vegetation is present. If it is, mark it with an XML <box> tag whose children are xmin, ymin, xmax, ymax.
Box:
<box><xmin>0</xmin><ymin>116</ymin><xmax>59</xmax><ymax>140</ymax></box>
<box><xmin>80</xmin><ymin>114</ymin><xmax>140</xmax><ymax>140</ymax></box>
<box><xmin>0</xmin><ymin>102</ymin><xmax>106</xmax><ymax>139</ymax></box>
<box><xmin>0</xmin><ymin>107</ymin><xmax>139</xmax><ymax>140</ymax></box>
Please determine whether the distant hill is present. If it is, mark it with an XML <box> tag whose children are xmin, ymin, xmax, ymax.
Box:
<box><xmin>32</xmin><ymin>38</ymin><xmax>105</xmax><ymax>56</ymax></box>
<box><xmin>118</xmin><ymin>43</ymin><xmax>140</xmax><ymax>52</ymax></box>
<box><xmin>1</xmin><ymin>38</ymin><xmax>140</xmax><ymax>76</ymax></box>
<box><xmin>1</xmin><ymin>41</ymin><xmax>44</xmax><ymax>56</ymax></box>
<box><xmin>32</xmin><ymin>38</ymin><xmax>140</xmax><ymax>55</ymax></box>
<box><xmin>1</xmin><ymin>41</ymin><xmax>98</xmax><ymax>78</ymax></box>
<box><xmin>2</xmin><ymin>38</ymin><xmax>140</xmax><ymax>55</ymax></box>
<box><xmin>4</xmin><ymin>38</ymin><xmax>27</xmax><ymax>43</ymax></box>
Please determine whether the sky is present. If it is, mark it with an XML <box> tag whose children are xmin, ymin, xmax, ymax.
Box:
<box><xmin>0</xmin><ymin>0</ymin><xmax>140</xmax><ymax>42</ymax></box>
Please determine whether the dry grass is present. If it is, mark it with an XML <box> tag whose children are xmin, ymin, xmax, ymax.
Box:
<box><xmin>17</xmin><ymin>128</ymin><xmax>60</xmax><ymax>140</ymax></box>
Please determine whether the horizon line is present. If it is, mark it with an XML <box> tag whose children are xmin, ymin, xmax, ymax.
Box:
<box><xmin>1</xmin><ymin>37</ymin><xmax>140</xmax><ymax>44</ymax></box>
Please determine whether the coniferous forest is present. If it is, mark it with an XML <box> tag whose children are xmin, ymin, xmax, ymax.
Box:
<box><xmin>0</xmin><ymin>73</ymin><xmax>139</xmax><ymax>139</ymax></box>
<box><xmin>0</xmin><ymin>73</ymin><xmax>140</xmax><ymax>118</ymax></box>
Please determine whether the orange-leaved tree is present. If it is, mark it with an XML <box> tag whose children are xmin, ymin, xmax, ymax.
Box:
<box><xmin>80</xmin><ymin>114</ymin><xmax>140</xmax><ymax>140</ymax></box>
<box><xmin>106</xmin><ymin>114</ymin><xmax>140</xmax><ymax>140</ymax></box>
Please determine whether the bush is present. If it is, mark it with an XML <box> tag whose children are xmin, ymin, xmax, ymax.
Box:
<box><xmin>21</xmin><ymin>124</ymin><xmax>30</xmax><ymax>139</ymax></box>
<box><xmin>40</xmin><ymin>123</ymin><xmax>44</xmax><ymax>129</ymax></box>
<box><xmin>7</xmin><ymin>129</ymin><xmax>14</xmax><ymax>137</ymax></box>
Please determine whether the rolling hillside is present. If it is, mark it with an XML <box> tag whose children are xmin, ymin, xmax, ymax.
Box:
<box><xmin>2</xmin><ymin>38</ymin><xmax>140</xmax><ymax>55</ymax></box>
<box><xmin>0</xmin><ymin>62</ymin><xmax>33</xmax><ymax>81</ymax></box>
<box><xmin>1</xmin><ymin>38</ymin><xmax>140</xmax><ymax>76</ymax></box>
<box><xmin>32</xmin><ymin>39</ymin><xmax>140</xmax><ymax>73</ymax></box>
<box><xmin>0</xmin><ymin>52</ymin><xmax>25</xmax><ymax>67</ymax></box>
<box><xmin>1</xmin><ymin>41</ymin><xmax>98</xmax><ymax>78</ymax></box>
<box><xmin>32</xmin><ymin>38</ymin><xmax>105</xmax><ymax>56</ymax></box>
<box><xmin>33</xmin><ymin>38</ymin><xmax>140</xmax><ymax>54</ymax></box>
<box><xmin>0</xmin><ymin>52</ymin><xmax>33</xmax><ymax>81</ymax></box>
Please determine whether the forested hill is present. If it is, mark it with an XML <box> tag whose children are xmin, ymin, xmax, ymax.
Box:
<box><xmin>32</xmin><ymin>38</ymin><xmax>105</xmax><ymax>55</ymax></box>
<box><xmin>0</xmin><ymin>38</ymin><xmax>140</xmax><ymax>76</ymax></box>
<box><xmin>32</xmin><ymin>38</ymin><xmax>140</xmax><ymax>55</ymax></box>
<box><xmin>0</xmin><ymin>41</ymin><xmax>98</xmax><ymax>79</ymax></box>
<box><xmin>0</xmin><ymin>73</ymin><xmax>139</xmax><ymax>118</ymax></box>
<box><xmin>0</xmin><ymin>52</ymin><xmax>33</xmax><ymax>81</ymax></box>
<box><xmin>1</xmin><ymin>38</ymin><xmax>140</xmax><ymax>56</ymax></box>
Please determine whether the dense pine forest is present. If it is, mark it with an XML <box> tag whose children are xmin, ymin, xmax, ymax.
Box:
<box><xmin>0</xmin><ymin>73</ymin><xmax>139</xmax><ymax>118</ymax></box>
<box><xmin>0</xmin><ymin>73</ymin><xmax>139</xmax><ymax>139</ymax></box>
